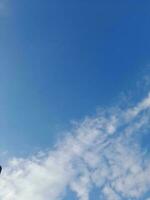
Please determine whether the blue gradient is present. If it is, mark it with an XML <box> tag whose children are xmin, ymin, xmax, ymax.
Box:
<box><xmin>0</xmin><ymin>0</ymin><xmax>150</xmax><ymax>157</ymax></box>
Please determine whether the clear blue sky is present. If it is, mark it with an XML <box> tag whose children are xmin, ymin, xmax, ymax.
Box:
<box><xmin>0</xmin><ymin>0</ymin><xmax>150</xmax><ymax>155</ymax></box>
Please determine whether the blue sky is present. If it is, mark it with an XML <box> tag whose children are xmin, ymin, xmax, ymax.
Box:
<box><xmin>1</xmin><ymin>0</ymin><xmax>150</xmax><ymax>154</ymax></box>
<box><xmin>1</xmin><ymin>1</ymin><xmax>150</xmax><ymax>200</ymax></box>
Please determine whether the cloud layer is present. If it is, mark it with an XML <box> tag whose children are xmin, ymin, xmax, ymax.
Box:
<box><xmin>1</xmin><ymin>93</ymin><xmax>150</xmax><ymax>200</ymax></box>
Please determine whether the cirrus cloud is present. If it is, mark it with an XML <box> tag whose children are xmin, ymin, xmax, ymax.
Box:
<box><xmin>0</xmin><ymin>93</ymin><xmax>150</xmax><ymax>199</ymax></box>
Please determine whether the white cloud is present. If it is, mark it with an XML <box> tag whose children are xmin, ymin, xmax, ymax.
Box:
<box><xmin>0</xmin><ymin>94</ymin><xmax>150</xmax><ymax>199</ymax></box>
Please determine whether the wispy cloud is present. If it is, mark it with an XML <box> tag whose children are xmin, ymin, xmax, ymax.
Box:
<box><xmin>0</xmin><ymin>93</ymin><xmax>150</xmax><ymax>199</ymax></box>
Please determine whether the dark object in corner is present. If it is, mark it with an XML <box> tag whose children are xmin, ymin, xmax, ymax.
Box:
<box><xmin>0</xmin><ymin>166</ymin><xmax>2</xmax><ymax>174</ymax></box>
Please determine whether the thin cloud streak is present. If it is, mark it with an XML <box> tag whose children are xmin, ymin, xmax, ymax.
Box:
<box><xmin>0</xmin><ymin>93</ymin><xmax>150</xmax><ymax>199</ymax></box>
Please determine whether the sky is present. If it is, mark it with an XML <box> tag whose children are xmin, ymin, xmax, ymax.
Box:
<box><xmin>1</xmin><ymin>1</ymin><xmax>150</xmax><ymax>200</ymax></box>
